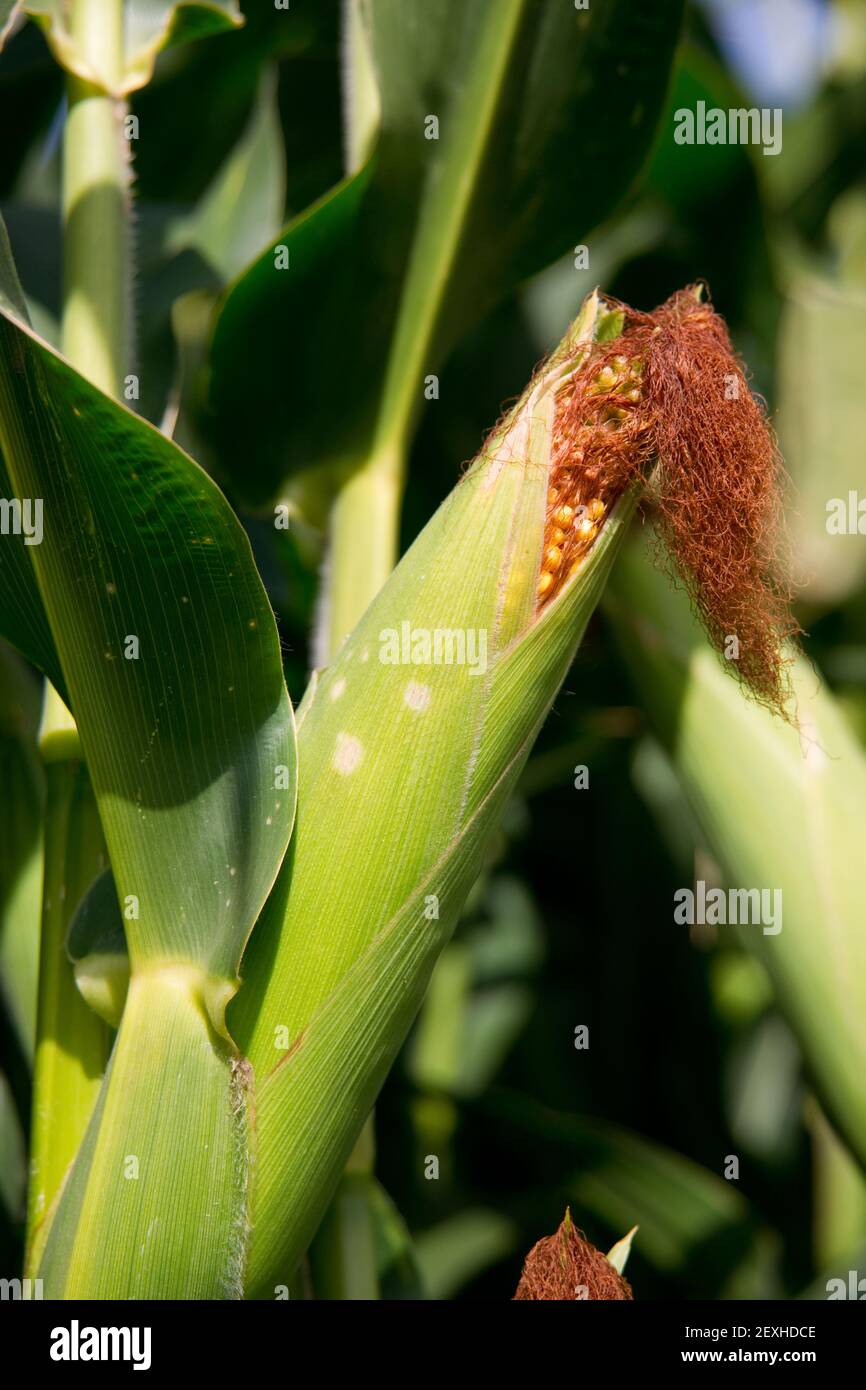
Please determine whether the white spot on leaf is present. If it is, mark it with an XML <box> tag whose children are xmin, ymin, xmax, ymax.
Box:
<box><xmin>333</xmin><ymin>731</ymin><xmax>363</xmax><ymax>775</ymax></box>
<box><xmin>404</xmin><ymin>681</ymin><xmax>431</xmax><ymax>713</ymax></box>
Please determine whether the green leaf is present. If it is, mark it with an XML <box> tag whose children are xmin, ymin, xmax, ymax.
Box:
<box><xmin>204</xmin><ymin>0</ymin><xmax>685</xmax><ymax>507</ymax></box>
<box><xmin>607</xmin><ymin>529</ymin><xmax>866</xmax><ymax>1172</ymax></box>
<box><xmin>165</xmin><ymin>67</ymin><xmax>286</xmax><ymax>284</ymax></box>
<box><xmin>16</xmin><ymin>1</ymin><xmax>243</xmax><ymax>95</ymax></box>
<box><xmin>0</xmin><ymin>308</ymin><xmax>295</xmax><ymax>989</ymax></box>
<box><xmin>0</xmin><ymin>303</ymin><xmax>295</xmax><ymax>1295</ymax></box>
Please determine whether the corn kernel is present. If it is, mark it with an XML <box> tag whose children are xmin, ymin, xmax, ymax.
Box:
<box><xmin>554</xmin><ymin>505</ymin><xmax>574</xmax><ymax>527</ymax></box>
<box><xmin>544</xmin><ymin>546</ymin><xmax>563</xmax><ymax>571</ymax></box>
<box><xmin>537</xmin><ymin>571</ymin><xmax>554</xmax><ymax>597</ymax></box>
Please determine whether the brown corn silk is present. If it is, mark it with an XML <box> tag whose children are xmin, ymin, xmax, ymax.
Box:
<box><xmin>513</xmin><ymin>1214</ymin><xmax>633</xmax><ymax>1301</ymax></box>
<box><xmin>539</xmin><ymin>287</ymin><xmax>796</xmax><ymax>713</ymax></box>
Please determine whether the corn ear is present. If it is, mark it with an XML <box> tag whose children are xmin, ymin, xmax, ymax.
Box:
<box><xmin>233</xmin><ymin>292</ymin><xmax>642</xmax><ymax>1293</ymax></box>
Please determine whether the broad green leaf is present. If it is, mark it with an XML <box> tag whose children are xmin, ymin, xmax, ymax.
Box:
<box><xmin>14</xmin><ymin>1</ymin><xmax>243</xmax><ymax>95</ymax></box>
<box><xmin>607</xmin><ymin>529</ymin><xmax>866</xmax><ymax>1172</ymax></box>
<box><xmin>0</xmin><ymin>303</ymin><xmax>295</xmax><ymax>1295</ymax></box>
<box><xmin>0</xmin><ymin>309</ymin><xmax>295</xmax><ymax>987</ymax></box>
<box><xmin>204</xmin><ymin>0</ymin><xmax>685</xmax><ymax>507</ymax></box>
<box><xmin>165</xmin><ymin>67</ymin><xmax>285</xmax><ymax>284</ymax></box>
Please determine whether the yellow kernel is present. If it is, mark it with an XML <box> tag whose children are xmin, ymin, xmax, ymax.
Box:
<box><xmin>626</xmin><ymin>387</ymin><xmax>641</xmax><ymax>403</ymax></box>
<box><xmin>577</xmin><ymin>519</ymin><xmax>596</xmax><ymax>539</ymax></box>
<box><xmin>544</xmin><ymin>545</ymin><xmax>563</xmax><ymax>571</ymax></box>
<box><xmin>554</xmin><ymin>505</ymin><xmax>574</xmax><ymax>526</ymax></box>
<box><xmin>550</xmin><ymin>527</ymin><xmax>566</xmax><ymax>546</ymax></box>
<box><xmin>612</xmin><ymin>355</ymin><xmax>628</xmax><ymax>371</ymax></box>
<box><xmin>547</xmin><ymin>487</ymin><xmax>559</xmax><ymax>505</ymax></box>
<box><xmin>537</xmin><ymin>572</ymin><xmax>554</xmax><ymax>596</ymax></box>
<box><xmin>587</xmin><ymin>498</ymin><xmax>605</xmax><ymax>519</ymax></box>
<box><xmin>597</xmin><ymin>366</ymin><xmax>616</xmax><ymax>389</ymax></box>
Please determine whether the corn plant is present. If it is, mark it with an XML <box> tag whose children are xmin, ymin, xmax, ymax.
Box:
<box><xmin>1</xmin><ymin>0</ymin><xmax>865</xmax><ymax>1305</ymax></box>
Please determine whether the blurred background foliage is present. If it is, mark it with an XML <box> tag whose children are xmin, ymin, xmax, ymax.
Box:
<box><xmin>2</xmin><ymin>0</ymin><xmax>866</xmax><ymax>1299</ymax></box>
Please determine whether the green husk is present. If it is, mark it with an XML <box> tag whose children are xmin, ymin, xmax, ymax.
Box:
<box><xmin>233</xmin><ymin>292</ymin><xmax>643</xmax><ymax>1294</ymax></box>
